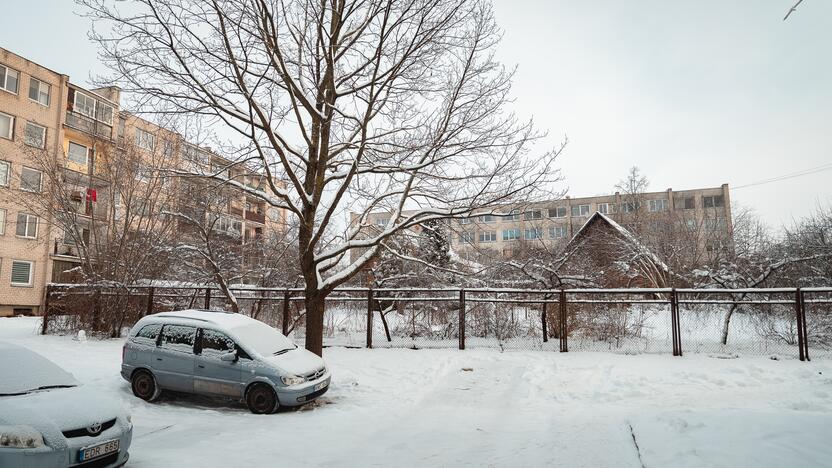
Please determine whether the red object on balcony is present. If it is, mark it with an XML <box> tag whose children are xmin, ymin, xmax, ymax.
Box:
<box><xmin>86</xmin><ymin>188</ymin><xmax>97</xmax><ymax>202</ymax></box>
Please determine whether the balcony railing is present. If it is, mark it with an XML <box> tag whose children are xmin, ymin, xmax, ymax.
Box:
<box><xmin>245</xmin><ymin>211</ymin><xmax>266</xmax><ymax>224</ymax></box>
<box><xmin>66</xmin><ymin>111</ymin><xmax>113</xmax><ymax>139</ymax></box>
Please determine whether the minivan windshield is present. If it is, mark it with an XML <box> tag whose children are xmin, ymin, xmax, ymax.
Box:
<box><xmin>230</xmin><ymin>322</ymin><xmax>296</xmax><ymax>356</ymax></box>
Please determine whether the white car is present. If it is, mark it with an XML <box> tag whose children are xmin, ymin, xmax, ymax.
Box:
<box><xmin>0</xmin><ymin>342</ymin><xmax>132</xmax><ymax>467</ymax></box>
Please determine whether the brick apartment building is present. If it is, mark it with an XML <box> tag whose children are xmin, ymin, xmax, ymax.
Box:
<box><xmin>0</xmin><ymin>48</ymin><xmax>286</xmax><ymax>316</ymax></box>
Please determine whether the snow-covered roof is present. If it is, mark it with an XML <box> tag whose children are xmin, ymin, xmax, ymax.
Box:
<box><xmin>148</xmin><ymin>309</ymin><xmax>257</xmax><ymax>330</ymax></box>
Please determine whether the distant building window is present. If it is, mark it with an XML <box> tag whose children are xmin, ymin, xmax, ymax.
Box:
<box><xmin>10</xmin><ymin>260</ymin><xmax>33</xmax><ymax>286</ymax></box>
<box><xmin>648</xmin><ymin>199</ymin><xmax>668</xmax><ymax>212</ymax></box>
<box><xmin>548</xmin><ymin>207</ymin><xmax>566</xmax><ymax>218</ymax></box>
<box><xmin>703</xmin><ymin>195</ymin><xmax>724</xmax><ymax>208</ymax></box>
<box><xmin>74</xmin><ymin>92</ymin><xmax>97</xmax><ymax>119</ymax></box>
<box><xmin>28</xmin><ymin>77</ymin><xmax>50</xmax><ymax>106</ymax></box>
<box><xmin>479</xmin><ymin>231</ymin><xmax>496</xmax><ymax>243</ymax></box>
<box><xmin>0</xmin><ymin>208</ymin><xmax>5</xmax><ymax>235</ymax></box>
<box><xmin>502</xmin><ymin>228</ymin><xmax>520</xmax><ymax>241</ymax></box>
<box><xmin>621</xmin><ymin>202</ymin><xmax>639</xmax><ymax>213</ymax></box>
<box><xmin>20</xmin><ymin>167</ymin><xmax>42</xmax><ymax>192</ymax></box>
<box><xmin>96</xmin><ymin>102</ymin><xmax>114</xmax><ymax>125</ymax></box>
<box><xmin>15</xmin><ymin>213</ymin><xmax>38</xmax><ymax>238</ymax></box>
<box><xmin>597</xmin><ymin>203</ymin><xmax>614</xmax><ymax>215</ymax></box>
<box><xmin>24</xmin><ymin>122</ymin><xmax>46</xmax><ymax>148</ymax></box>
<box><xmin>675</xmin><ymin>197</ymin><xmax>695</xmax><ymax>210</ymax></box>
<box><xmin>478</xmin><ymin>214</ymin><xmax>495</xmax><ymax>223</ymax></box>
<box><xmin>524</xmin><ymin>210</ymin><xmax>542</xmax><ymax>221</ymax></box>
<box><xmin>0</xmin><ymin>112</ymin><xmax>14</xmax><ymax>140</ymax></box>
<box><xmin>506</xmin><ymin>209</ymin><xmax>520</xmax><ymax>221</ymax></box>
<box><xmin>459</xmin><ymin>217</ymin><xmax>470</xmax><ymax>225</ymax></box>
<box><xmin>375</xmin><ymin>218</ymin><xmax>389</xmax><ymax>227</ymax></box>
<box><xmin>705</xmin><ymin>217</ymin><xmax>727</xmax><ymax>230</ymax></box>
<box><xmin>135</xmin><ymin>128</ymin><xmax>156</xmax><ymax>151</ymax></box>
<box><xmin>549</xmin><ymin>226</ymin><xmax>568</xmax><ymax>239</ymax></box>
<box><xmin>0</xmin><ymin>65</ymin><xmax>19</xmax><ymax>94</ymax></box>
<box><xmin>459</xmin><ymin>231</ymin><xmax>474</xmax><ymax>243</ymax></box>
<box><xmin>0</xmin><ymin>160</ymin><xmax>9</xmax><ymax>186</ymax></box>
<box><xmin>216</xmin><ymin>216</ymin><xmax>242</xmax><ymax>237</ymax></box>
<box><xmin>524</xmin><ymin>228</ymin><xmax>542</xmax><ymax>240</ymax></box>
<box><xmin>571</xmin><ymin>204</ymin><xmax>590</xmax><ymax>217</ymax></box>
<box><xmin>67</xmin><ymin>142</ymin><xmax>89</xmax><ymax>165</ymax></box>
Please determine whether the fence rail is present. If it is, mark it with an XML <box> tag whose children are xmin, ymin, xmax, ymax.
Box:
<box><xmin>42</xmin><ymin>284</ymin><xmax>832</xmax><ymax>361</ymax></box>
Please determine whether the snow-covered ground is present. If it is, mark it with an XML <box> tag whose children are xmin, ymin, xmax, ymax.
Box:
<box><xmin>2</xmin><ymin>316</ymin><xmax>832</xmax><ymax>467</ymax></box>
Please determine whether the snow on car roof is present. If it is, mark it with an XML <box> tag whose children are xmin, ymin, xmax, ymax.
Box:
<box><xmin>148</xmin><ymin>309</ymin><xmax>262</xmax><ymax>331</ymax></box>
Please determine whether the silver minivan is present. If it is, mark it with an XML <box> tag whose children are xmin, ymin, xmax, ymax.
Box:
<box><xmin>121</xmin><ymin>310</ymin><xmax>330</xmax><ymax>414</ymax></box>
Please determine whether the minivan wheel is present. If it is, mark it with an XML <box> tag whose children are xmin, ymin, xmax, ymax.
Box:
<box><xmin>246</xmin><ymin>384</ymin><xmax>278</xmax><ymax>414</ymax></box>
<box><xmin>132</xmin><ymin>370</ymin><xmax>161</xmax><ymax>402</ymax></box>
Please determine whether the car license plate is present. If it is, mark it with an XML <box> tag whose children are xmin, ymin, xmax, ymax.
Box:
<box><xmin>79</xmin><ymin>439</ymin><xmax>119</xmax><ymax>462</ymax></box>
<box><xmin>314</xmin><ymin>381</ymin><xmax>327</xmax><ymax>391</ymax></box>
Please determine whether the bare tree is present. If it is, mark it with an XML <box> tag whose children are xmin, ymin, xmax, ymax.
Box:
<box><xmin>81</xmin><ymin>0</ymin><xmax>562</xmax><ymax>355</ymax></box>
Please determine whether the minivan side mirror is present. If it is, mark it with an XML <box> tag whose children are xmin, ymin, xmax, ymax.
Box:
<box><xmin>220</xmin><ymin>352</ymin><xmax>238</xmax><ymax>363</ymax></box>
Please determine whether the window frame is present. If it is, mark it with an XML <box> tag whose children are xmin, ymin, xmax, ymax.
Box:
<box><xmin>67</xmin><ymin>141</ymin><xmax>89</xmax><ymax>166</ymax></box>
<box><xmin>135</xmin><ymin>128</ymin><xmax>156</xmax><ymax>151</ymax></box>
<box><xmin>502</xmin><ymin>228</ymin><xmax>520</xmax><ymax>241</ymax></box>
<box><xmin>20</xmin><ymin>167</ymin><xmax>43</xmax><ymax>193</ymax></box>
<box><xmin>0</xmin><ymin>112</ymin><xmax>14</xmax><ymax>140</ymax></box>
<box><xmin>74</xmin><ymin>92</ymin><xmax>97</xmax><ymax>119</ymax></box>
<box><xmin>15</xmin><ymin>212</ymin><xmax>38</xmax><ymax>239</ymax></box>
<box><xmin>549</xmin><ymin>225</ymin><xmax>568</xmax><ymax>239</ymax></box>
<box><xmin>648</xmin><ymin>199</ymin><xmax>668</xmax><ymax>212</ymax></box>
<box><xmin>458</xmin><ymin>231</ymin><xmax>474</xmax><ymax>243</ymax></box>
<box><xmin>524</xmin><ymin>210</ymin><xmax>542</xmax><ymax>221</ymax></box>
<box><xmin>0</xmin><ymin>65</ymin><xmax>19</xmax><ymax>94</ymax></box>
<box><xmin>524</xmin><ymin>228</ymin><xmax>542</xmax><ymax>240</ymax></box>
<box><xmin>0</xmin><ymin>160</ymin><xmax>9</xmax><ymax>186</ymax></box>
<box><xmin>478</xmin><ymin>231</ymin><xmax>496</xmax><ymax>243</ymax></box>
<box><xmin>28</xmin><ymin>77</ymin><xmax>50</xmax><ymax>106</ymax></box>
<box><xmin>23</xmin><ymin>121</ymin><xmax>46</xmax><ymax>149</ymax></box>
<box><xmin>703</xmin><ymin>195</ymin><xmax>724</xmax><ymax>209</ymax></box>
<box><xmin>571</xmin><ymin>204</ymin><xmax>590</xmax><ymax>217</ymax></box>
<box><xmin>0</xmin><ymin>208</ymin><xmax>5</xmax><ymax>235</ymax></box>
<box><xmin>10</xmin><ymin>260</ymin><xmax>34</xmax><ymax>287</ymax></box>
<box><xmin>548</xmin><ymin>207</ymin><xmax>567</xmax><ymax>218</ymax></box>
<box><xmin>478</xmin><ymin>214</ymin><xmax>495</xmax><ymax>223</ymax></box>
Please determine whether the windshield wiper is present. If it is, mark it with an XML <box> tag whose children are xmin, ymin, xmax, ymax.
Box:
<box><xmin>273</xmin><ymin>348</ymin><xmax>293</xmax><ymax>355</ymax></box>
<box><xmin>0</xmin><ymin>384</ymin><xmax>76</xmax><ymax>397</ymax></box>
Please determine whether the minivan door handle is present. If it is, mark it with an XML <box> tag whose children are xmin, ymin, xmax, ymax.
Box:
<box><xmin>156</xmin><ymin>358</ymin><xmax>163</xmax><ymax>361</ymax></box>
<box><xmin>197</xmin><ymin>364</ymin><xmax>205</xmax><ymax>369</ymax></box>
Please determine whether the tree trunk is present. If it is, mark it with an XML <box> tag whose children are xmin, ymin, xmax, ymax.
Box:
<box><xmin>721</xmin><ymin>303</ymin><xmax>738</xmax><ymax>345</ymax></box>
<box><xmin>304</xmin><ymin>292</ymin><xmax>326</xmax><ymax>356</ymax></box>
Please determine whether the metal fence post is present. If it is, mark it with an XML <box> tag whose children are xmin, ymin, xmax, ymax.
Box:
<box><xmin>204</xmin><ymin>288</ymin><xmax>211</xmax><ymax>309</ymax></box>
<box><xmin>146</xmin><ymin>287</ymin><xmax>155</xmax><ymax>316</ymax></box>
<box><xmin>541</xmin><ymin>301</ymin><xmax>548</xmax><ymax>343</ymax></box>
<box><xmin>559</xmin><ymin>289</ymin><xmax>568</xmax><ymax>352</ymax></box>
<box><xmin>800</xmin><ymin>289</ymin><xmax>810</xmax><ymax>361</ymax></box>
<box><xmin>366</xmin><ymin>288</ymin><xmax>374</xmax><ymax>349</ymax></box>
<box><xmin>41</xmin><ymin>285</ymin><xmax>51</xmax><ymax>335</ymax></box>
<box><xmin>459</xmin><ymin>289</ymin><xmax>466</xmax><ymax>350</ymax></box>
<box><xmin>795</xmin><ymin>288</ymin><xmax>807</xmax><ymax>361</ymax></box>
<box><xmin>282</xmin><ymin>290</ymin><xmax>291</xmax><ymax>336</ymax></box>
<box><xmin>670</xmin><ymin>288</ymin><xmax>682</xmax><ymax>356</ymax></box>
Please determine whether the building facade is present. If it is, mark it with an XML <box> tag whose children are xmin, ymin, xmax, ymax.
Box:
<box><xmin>0</xmin><ymin>47</ymin><xmax>286</xmax><ymax>316</ymax></box>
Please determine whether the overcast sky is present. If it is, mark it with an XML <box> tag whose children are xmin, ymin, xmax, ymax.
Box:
<box><xmin>2</xmin><ymin>0</ymin><xmax>830</xmax><ymax>229</ymax></box>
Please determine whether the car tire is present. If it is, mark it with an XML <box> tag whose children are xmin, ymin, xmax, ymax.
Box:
<box><xmin>132</xmin><ymin>370</ymin><xmax>162</xmax><ymax>402</ymax></box>
<box><xmin>246</xmin><ymin>383</ymin><xmax>278</xmax><ymax>414</ymax></box>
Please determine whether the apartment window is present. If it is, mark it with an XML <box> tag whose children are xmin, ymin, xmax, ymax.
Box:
<box><xmin>0</xmin><ymin>208</ymin><xmax>5</xmax><ymax>235</ymax></box>
<box><xmin>375</xmin><ymin>218</ymin><xmax>389</xmax><ymax>227</ymax></box>
<box><xmin>524</xmin><ymin>228</ymin><xmax>542</xmax><ymax>240</ymax></box>
<box><xmin>548</xmin><ymin>207</ymin><xmax>566</xmax><ymax>218</ymax></box>
<box><xmin>479</xmin><ymin>231</ymin><xmax>496</xmax><ymax>243</ymax></box>
<box><xmin>502</xmin><ymin>228</ymin><xmax>520</xmax><ymax>241</ymax></box>
<box><xmin>459</xmin><ymin>231</ymin><xmax>474</xmax><ymax>243</ymax></box>
<box><xmin>703</xmin><ymin>195</ymin><xmax>724</xmax><ymax>208</ymax></box>
<box><xmin>0</xmin><ymin>160</ymin><xmax>9</xmax><ymax>186</ymax></box>
<box><xmin>549</xmin><ymin>226</ymin><xmax>568</xmax><ymax>239</ymax></box>
<box><xmin>478</xmin><ymin>214</ymin><xmax>495</xmax><ymax>223</ymax></box>
<box><xmin>74</xmin><ymin>92</ymin><xmax>97</xmax><ymax>119</ymax></box>
<box><xmin>459</xmin><ymin>217</ymin><xmax>470</xmax><ymax>225</ymax></box>
<box><xmin>135</xmin><ymin>128</ymin><xmax>156</xmax><ymax>151</ymax></box>
<box><xmin>571</xmin><ymin>204</ymin><xmax>590</xmax><ymax>217</ymax></box>
<box><xmin>28</xmin><ymin>77</ymin><xmax>50</xmax><ymax>106</ymax></box>
<box><xmin>67</xmin><ymin>142</ymin><xmax>89</xmax><ymax>165</ymax></box>
<box><xmin>15</xmin><ymin>213</ymin><xmax>38</xmax><ymax>238</ymax></box>
<box><xmin>524</xmin><ymin>210</ymin><xmax>542</xmax><ymax>221</ymax></box>
<box><xmin>506</xmin><ymin>209</ymin><xmax>520</xmax><ymax>221</ymax></box>
<box><xmin>24</xmin><ymin>122</ymin><xmax>46</xmax><ymax>148</ymax></box>
<box><xmin>621</xmin><ymin>202</ymin><xmax>639</xmax><ymax>213</ymax></box>
<box><xmin>675</xmin><ymin>197</ymin><xmax>695</xmax><ymax>210</ymax></box>
<box><xmin>597</xmin><ymin>203</ymin><xmax>615</xmax><ymax>214</ymax></box>
<box><xmin>0</xmin><ymin>112</ymin><xmax>14</xmax><ymax>140</ymax></box>
<box><xmin>96</xmin><ymin>102</ymin><xmax>114</xmax><ymax>125</ymax></box>
<box><xmin>0</xmin><ymin>65</ymin><xmax>19</xmax><ymax>94</ymax></box>
<box><xmin>10</xmin><ymin>260</ymin><xmax>33</xmax><ymax>287</ymax></box>
<box><xmin>217</xmin><ymin>216</ymin><xmax>242</xmax><ymax>236</ymax></box>
<box><xmin>705</xmin><ymin>217</ymin><xmax>727</xmax><ymax>230</ymax></box>
<box><xmin>648</xmin><ymin>199</ymin><xmax>668</xmax><ymax>212</ymax></box>
<box><xmin>20</xmin><ymin>167</ymin><xmax>42</xmax><ymax>192</ymax></box>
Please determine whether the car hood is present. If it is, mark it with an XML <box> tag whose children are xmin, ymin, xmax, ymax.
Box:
<box><xmin>260</xmin><ymin>347</ymin><xmax>325</xmax><ymax>376</ymax></box>
<box><xmin>0</xmin><ymin>386</ymin><xmax>128</xmax><ymax>448</ymax></box>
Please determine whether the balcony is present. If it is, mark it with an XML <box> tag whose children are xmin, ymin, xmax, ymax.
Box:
<box><xmin>66</xmin><ymin>111</ymin><xmax>113</xmax><ymax>139</ymax></box>
<box><xmin>245</xmin><ymin>210</ymin><xmax>266</xmax><ymax>224</ymax></box>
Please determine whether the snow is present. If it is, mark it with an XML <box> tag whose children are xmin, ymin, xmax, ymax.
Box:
<box><xmin>2</xmin><ymin>316</ymin><xmax>831</xmax><ymax>467</ymax></box>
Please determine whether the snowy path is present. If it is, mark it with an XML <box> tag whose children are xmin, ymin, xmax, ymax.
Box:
<box><xmin>2</xmin><ymin>317</ymin><xmax>831</xmax><ymax>467</ymax></box>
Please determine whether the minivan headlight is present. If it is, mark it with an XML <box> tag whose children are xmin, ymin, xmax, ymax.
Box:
<box><xmin>281</xmin><ymin>375</ymin><xmax>305</xmax><ymax>386</ymax></box>
<box><xmin>0</xmin><ymin>426</ymin><xmax>44</xmax><ymax>448</ymax></box>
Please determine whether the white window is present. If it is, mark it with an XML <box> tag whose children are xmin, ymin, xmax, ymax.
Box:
<box><xmin>548</xmin><ymin>207</ymin><xmax>566</xmax><ymax>218</ymax></box>
<box><xmin>524</xmin><ymin>228</ymin><xmax>542</xmax><ymax>240</ymax></box>
<box><xmin>459</xmin><ymin>217</ymin><xmax>471</xmax><ymax>225</ymax></box>
<box><xmin>478</xmin><ymin>231</ymin><xmax>496</xmax><ymax>242</ymax></box>
<box><xmin>621</xmin><ymin>202</ymin><xmax>639</xmax><ymax>213</ymax></box>
<box><xmin>10</xmin><ymin>260</ymin><xmax>33</xmax><ymax>286</ymax></box>
<box><xmin>506</xmin><ymin>209</ymin><xmax>520</xmax><ymax>221</ymax></box>
<box><xmin>502</xmin><ymin>228</ymin><xmax>520</xmax><ymax>241</ymax></box>
<box><xmin>571</xmin><ymin>204</ymin><xmax>590</xmax><ymax>217</ymax></box>
<box><xmin>15</xmin><ymin>213</ymin><xmax>38</xmax><ymax>238</ymax></box>
<box><xmin>375</xmin><ymin>218</ymin><xmax>389</xmax><ymax>227</ymax></box>
<box><xmin>0</xmin><ymin>208</ymin><xmax>5</xmax><ymax>235</ymax></box>
<box><xmin>524</xmin><ymin>210</ymin><xmax>542</xmax><ymax>220</ymax></box>
<box><xmin>0</xmin><ymin>65</ymin><xmax>19</xmax><ymax>94</ymax></box>
<box><xmin>0</xmin><ymin>112</ymin><xmax>14</xmax><ymax>140</ymax></box>
<box><xmin>703</xmin><ymin>195</ymin><xmax>724</xmax><ymax>208</ymax></box>
<box><xmin>478</xmin><ymin>214</ymin><xmax>495</xmax><ymax>223</ymax></box>
<box><xmin>28</xmin><ymin>77</ymin><xmax>50</xmax><ymax>106</ymax></box>
<box><xmin>24</xmin><ymin>122</ymin><xmax>46</xmax><ymax>148</ymax></box>
<box><xmin>216</xmin><ymin>216</ymin><xmax>242</xmax><ymax>236</ymax></box>
<box><xmin>649</xmin><ymin>199</ymin><xmax>668</xmax><ymax>212</ymax></box>
<box><xmin>458</xmin><ymin>231</ymin><xmax>474</xmax><ymax>243</ymax></box>
<box><xmin>549</xmin><ymin>226</ymin><xmax>568</xmax><ymax>239</ymax></box>
<box><xmin>0</xmin><ymin>160</ymin><xmax>9</xmax><ymax>186</ymax></box>
<box><xmin>598</xmin><ymin>203</ymin><xmax>615</xmax><ymax>214</ymax></box>
<box><xmin>20</xmin><ymin>167</ymin><xmax>42</xmax><ymax>192</ymax></box>
<box><xmin>96</xmin><ymin>102</ymin><xmax>113</xmax><ymax>125</ymax></box>
<box><xmin>74</xmin><ymin>92</ymin><xmax>97</xmax><ymax>118</ymax></box>
<box><xmin>67</xmin><ymin>142</ymin><xmax>89</xmax><ymax>165</ymax></box>
<box><xmin>135</xmin><ymin>128</ymin><xmax>155</xmax><ymax>151</ymax></box>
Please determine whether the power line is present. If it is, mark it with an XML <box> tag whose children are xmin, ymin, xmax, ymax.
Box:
<box><xmin>732</xmin><ymin>162</ymin><xmax>832</xmax><ymax>190</ymax></box>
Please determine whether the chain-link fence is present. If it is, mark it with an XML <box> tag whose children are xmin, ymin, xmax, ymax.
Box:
<box><xmin>42</xmin><ymin>284</ymin><xmax>832</xmax><ymax>359</ymax></box>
